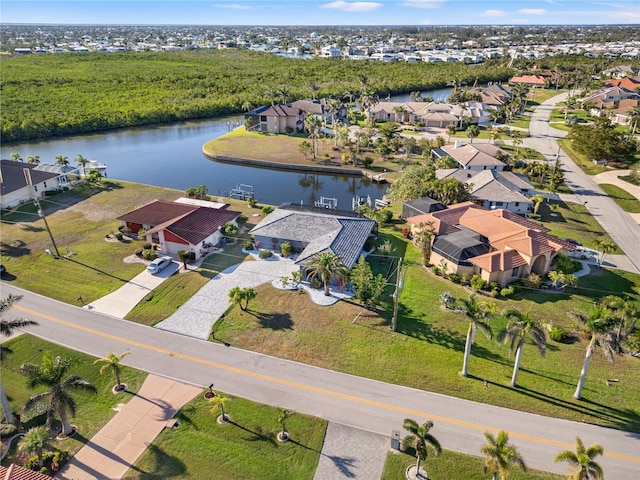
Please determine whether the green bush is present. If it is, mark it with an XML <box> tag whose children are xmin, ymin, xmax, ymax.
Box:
<box><xmin>143</xmin><ymin>250</ymin><xmax>157</xmax><ymax>261</ymax></box>
<box><xmin>115</xmin><ymin>232</ymin><xmax>123</xmax><ymax>241</ymax></box>
<box><xmin>310</xmin><ymin>277</ymin><xmax>322</xmax><ymax>289</ymax></box>
<box><xmin>262</xmin><ymin>205</ymin><xmax>274</xmax><ymax>216</ymax></box>
<box><xmin>0</xmin><ymin>423</ymin><xmax>17</xmax><ymax>438</ymax></box>
<box><xmin>431</xmin><ymin>266</ymin><xmax>441</xmax><ymax>276</ymax></box>
<box><xmin>523</xmin><ymin>273</ymin><xmax>542</xmax><ymax>289</ymax></box>
<box><xmin>236</xmin><ymin>214</ymin><xmax>248</xmax><ymax>225</ymax></box>
<box><xmin>470</xmin><ymin>274</ymin><xmax>486</xmax><ymax>292</ymax></box>
<box><xmin>242</xmin><ymin>240</ymin><xmax>254</xmax><ymax>250</ymax></box>
<box><xmin>362</xmin><ymin>156</ymin><xmax>374</xmax><ymax>168</ymax></box>
<box><xmin>280</xmin><ymin>241</ymin><xmax>293</xmax><ymax>257</ymax></box>
<box><xmin>134</xmin><ymin>248</ymin><xmax>143</xmax><ymax>256</ymax></box>
<box><xmin>118</xmin><ymin>225</ymin><xmax>125</xmax><ymax>232</ymax></box>
<box><xmin>548</xmin><ymin>325</ymin><xmax>569</xmax><ymax>343</ymax></box>
<box><xmin>142</xmin><ymin>243</ymin><xmax>152</xmax><ymax>250</ymax></box>
<box><xmin>258</xmin><ymin>249</ymin><xmax>273</xmax><ymax>259</ymax></box>
<box><xmin>500</xmin><ymin>286</ymin><xmax>515</xmax><ymax>298</ymax></box>
<box><xmin>375</xmin><ymin>209</ymin><xmax>393</xmax><ymax>224</ymax></box>
<box><xmin>247</xmin><ymin>197</ymin><xmax>258</xmax><ymax>208</ymax></box>
<box><xmin>448</xmin><ymin>273</ymin><xmax>460</xmax><ymax>284</ymax></box>
<box><xmin>439</xmin><ymin>291</ymin><xmax>456</xmax><ymax>309</ymax></box>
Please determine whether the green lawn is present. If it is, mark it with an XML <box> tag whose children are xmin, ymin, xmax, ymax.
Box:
<box><xmin>214</xmin><ymin>225</ymin><xmax>640</xmax><ymax>432</ymax></box>
<box><xmin>598</xmin><ymin>183</ymin><xmax>640</xmax><ymax>213</ymax></box>
<box><xmin>1</xmin><ymin>335</ymin><xmax>147</xmax><ymax>464</ymax></box>
<box><xmin>382</xmin><ymin>449</ymin><xmax>562</xmax><ymax>480</ymax></box>
<box><xmin>124</xmin><ymin>393</ymin><xmax>326</xmax><ymax>480</ymax></box>
<box><xmin>558</xmin><ymin>139</ymin><xmax>610</xmax><ymax>175</ymax></box>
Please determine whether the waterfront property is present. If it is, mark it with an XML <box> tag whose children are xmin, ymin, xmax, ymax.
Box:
<box><xmin>408</xmin><ymin>202</ymin><xmax>572</xmax><ymax>286</ymax></box>
<box><xmin>249</xmin><ymin>203</ymin><xmax>376</xmax><ymax>270</ymax></box>
<box><xmin>432</xmin><ymin>142</ymin><xmax>506</xmax><ymax>171</ymax></box>
<box><xmin>117</xmin><ymin>198</ymin><xmax>241</xmax><ymax>259</ymax></box>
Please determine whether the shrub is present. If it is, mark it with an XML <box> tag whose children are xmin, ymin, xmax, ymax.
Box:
<box><xmin>548</xmin><ymin>325</ymin><xmax>568</xmax><ymax>343</ymax></box>
<box><xmin>470</xmin><ymin>275</ymin><xmax>486</xmax><ymax>292</ymax></box>
<box><xmin>362</xmin><ymin>156</ymin><xmax>374</xmax><ymax>168</ymax></box>
<box><xmin>280</xmin><ymin>241</ymin><xmax>293</xmax><ymax>257</ymax></box>
<box><xmin>242</xmin><ymin>240</ymin><xmax>254</xmax><ymax>250</ymax></box>
<box><xmin>258</xmin><ymin>249</ymin><xmax>273</xmax><ymax>259</ymax></box>
<box><xmin>500</xmin><ymin>286</ymin><xmax>515</xmax><ymax>298</ymax></box>
<box><xmin>310</xmin><ymin>277</ymin><xmax>322</xmax><ymax>289</ymax></box>
<box><xmin>553</xmin><ymin>253</ymin><xmax>577</xmax><ymax>274</ymax></box>
<box><xmin>142</xmin><ymin>243</ymin><xmax>152</xmax><ymax>250</ymax></box>
<box><xmin>0</xmin><ymin>423</ymin><xmax>17</xmax><ymax>438</ymax></box>
<box><xmin>143</xmin><ymin>250</ymin><xmax>157</xmax><ymax>261</ymax></box>
<box><xmin>118</xmin><ymin>225</ymin><xmax>125</xmax><ymax>232</ymax></box>
<box><xmin>247</xmin><ymin>197</ymin><xmax>258</xmax><ymax>208</ymax></box>
<box><xmin>261</xmin><ymin>206</ymin><xmax>274</xmax><ymax>216</ymax></box>
<box><xmin>401</xmin><ymin>228</ymin><xmax>412</xmax><ymax>239</ymax></box>
<box><xmin>137</xmin><ymin>228</ymin><xmax>147</xmax><ymax>240</ymax></box>
<box><xmin>523</xmin><ymin>273</ymin><xmax>542</xmax><ymax>289</ymax></box>
<box><xmin>236</xmin><ymin>214</ymin><xmax>248</xmax><ymax>225</ymax></box>
<box><xmin>223</xmin><ymin>222</ymin><xmax>239</xmax><ymax>238</ymax></box>
<box><xmin>431</xmin><ymin>266</ymin><xmax>441</xmax><ymax>276</ymax></box>
<box><xmin>134</xmin><ymin>248</ymin><xmax>143</xmax><ymax>257</ymax></box>
<box><xmin>461</xmin><ymin>272</ymin><xmax>471</xmax><ymax>284</ymax></box>
<box><xmin>448</xmin><ymin>273</ymin><xmax>460</xmax><ymax>284</ymax></box>
<box><xmin>489</xmin><ymin>281</ymin><xmax>500</xmax><ymax>292</ymax></box>
<box><xmin>439</xmin><ymin>291</ymin><xmax>456</xmax><ymax>309</ymax></box>
<box><xmin>115</xmin><ymin>232</ymin><xmax>123</xmax><ymax>241</ymax></box>
<box><xmin>375</xmin><ymin>209</ymin><xmax>393</xmax><ymax>224</ymax></box>
<box><xmin>121</xmin><ymin>227</ymin><xmax>132</xmax><ymax>236</ymax></box>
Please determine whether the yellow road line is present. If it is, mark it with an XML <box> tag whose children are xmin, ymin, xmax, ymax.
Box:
<box><xmin>17</xmin><ymin>305</ymin><xmax>640</xmax><ymax>464</ymax></box>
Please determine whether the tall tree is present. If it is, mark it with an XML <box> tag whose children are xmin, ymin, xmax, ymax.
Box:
<box><xmin>209</xmin><ymin>393</ymin><xmax>230</xmax><ymax>422</ymax></box>
<box><xmin>568</xmin><ymin>305</ymin><xmax>622</xmax><ymax>399</ymax></box>
<box><xmin>305</xmin><ymin>252</ymin><xmax>347</xmax><ymax>296</ymax></box>
<box><xmin>401</xmin><ymin>418</ymin><xmax>442</xmax><ymax>479</ymax></box>
<box><xmin>500</xmin><ymin>308</ymin><xmax>547</xmax><ymax>387</ymax></box>
<box><xmin>21</xmin><ymin>352</ymin><xmax>98</xmax><ymax>436</ymax></box>
<box><xmin>26</xmin><ymin>155</ymin><xmax>41</xmax><ymax>165</ymax></box>
<box><xmin>76</xmin><ymin>154</ymin><xmax>89</xmax><ymax>177</ymax></box>
<box><xmin>228</xmin><ymin>286</ymin><xmax>246</xmax><ymax>311</ymax></box>
<box><xmin>241</xmin><ymin>287</ymin><xmax>257</xmax><ymax>311</ymax></box>
<box><xmin>457</xmin><ymin>294</ymin><xmax>493</xmax><ymax>377</ymax></box>
<box><xmin>93</xmin><ymin>351</ymin><xmax>130</xmax><ymax>392</ymax></box>
<box><xmin>466</xmin><ymin>125</ymin><xmax>480</xmax><ymax>143</ymax></box>
<box><xmin>414</xmin><ymin>221</ymin><xmax>435</xmax><ymax>266</ymax></box>
<box><xmin>18</xmin><ymin>426</ymin><xmax>53</xmax><ymax>469</ymax></box>
<box><xmin>591</xmin><ymin>239</ymin><xmax>615</xmax><ymax>268</ymax></box>
<box><xmin>554</xmin><ymin>437</ymin><xmax>604</xmax><ymax>480</ymax></box>
<box><xmin>55</xmin><ymin>155</ymin><xmax>69</xmax><ymax>166</ymax></box>
<box><xmin>1</xmin><ymin>294</ymin><xmax>38</xmax><ymax>425</ymax></box>
<box><xmin>481</xmin><ymin>430</ymin><xmax>527</xmax><ymax>480</ymax></box>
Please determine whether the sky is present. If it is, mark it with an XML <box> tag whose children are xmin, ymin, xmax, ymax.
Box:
<box><xmin>1</xmin><ymin>0</ymin><xmax>639</xmax><ymax>26</ymax></box>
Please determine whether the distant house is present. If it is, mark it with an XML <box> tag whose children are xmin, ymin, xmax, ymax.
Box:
<box><xmin>0</xmin><ymin>160</ymin><xmax>76</xmax><ymax>209</ymax></box>
<box><xmin>407</xmin><ymin>202</ymin><xmax>572</xmax><ymax>286</ymax></box>
<box><xmin>602</xmin><ymin>65</ymin><xmax>639</xmax><ymax>79</ymax></box>
<box><xmin>402</xmin><ymin>197</ymin><xmax>447</xmax><ymax>219</ymax></box>
<box><xmin>249</xmin><ymin>204</ymin><xmax>376</xmax><ymax>271</ymax></box>
<box><xmin>244</xmin><ymin>99</ymin><xmax>336</xmax><ymax>134</ymax></box>
<box><xmin>368</xmin><ymin>101</ymin><xmax>459</xmax><ymax>127</ymax></box>
<box><xmin>582</xmin><ymin>85</ymin><xmax>639</xmax><ymax>118</ymax></box>
<box><xmin>605</xmin><ymin>76</ymin><xmax>640</xmax><ymax>91</ymax></box>
<box><xmin>471</xmin><ymin>84</ymin><xmax>512</xmax><ymax>108</ymax></box>
<box><xmin>436</xmin><ymin>169</ymin><xmax>534</xmax><ymax>215</ymax></box>
<box><xmin>117</xmin><ymin>198</ymin><xmax>241</xmax><ymax>259</ymax></box>
<box><xmin>509</xmin><ymin>75</ymin><xmax>547</xmax><ymax>87</ymax></box>
<box><xmin>432</xmin><ymin>142</ymin><xmax>506</xmax><ymax>171</ymax></box>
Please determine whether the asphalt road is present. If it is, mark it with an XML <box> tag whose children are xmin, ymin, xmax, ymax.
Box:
<box><xmin>4</xmin><ymin>284</ymin><xmax>639</xmax><ymax>478</ymax></box>
<box><xmin>525</xmin><ymin>92</ymin><xmax>640</xmax><ymax>273</ymax></box>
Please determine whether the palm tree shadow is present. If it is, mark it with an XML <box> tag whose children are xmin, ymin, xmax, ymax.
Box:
<box><xmin>322</xmin><ymin>453</ymin><xmax>358</xmax><ymax>478</ymax></box>
<box><xmin>248</xmin><ymin>311</ymin><xmax>294</xmax><ymax>330</ymax></box>
<box><xmin>127</xmin><ymin>444</ymin><xmax>187</xmax><ymax>479</ymax></box>
<box><xmin>228</xmin><ymin>420</ymin><xmax>277</xmax><ymax>446</ymax></box>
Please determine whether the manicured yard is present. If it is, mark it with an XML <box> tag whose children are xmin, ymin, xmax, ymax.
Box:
<box><xmin>0</xmin><ymin>335</ymin><xmax>147</xmax><ymax>464</ymax></box>
<box><xmin>213</xmin><ymin>225</ymin><xmax>640</xmax><ymax>432</ymax></box>
<box><xmin>123</xmin><ymin>394</ymin><xmax>326</xmax><ymax>480</ymax></box>
<box><xmin>598</xmin><ymin>183</ymin><xmax>640</xmax><ymax>213</ymax></box>
<box><xmin>382</xmin><ymin>448</ymin><xmax>562</xmax><ymax>480</ymax></box>
<box><xmin>558</xmin><ymin>139</ymin><xmax>610</xmax><ymax>175</ymax></box>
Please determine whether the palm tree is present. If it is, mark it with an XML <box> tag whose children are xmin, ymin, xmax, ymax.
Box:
<box><xmin>209</xmin><ymin>393</ymin><xmax>230</xmax><ymax>422</ymax></box>
<box><xmin>305</xmin><ymin>252</ymin><xmax>347</xmax><ymax>296</ymax></box>
<box><xmin>55</xmin><ymin>155</ymin><xmax>69</xmax><ymax>166</ymax></box>
<box><xmin>554</xmin><ymin>437</ymin><xmax>604</xmax><ymax>480</ymax></box>
<box><xmin>591</xmin><ymin>239</ymin><xmax>615</xmax><ymax>268</ymax></box>
<box><xmin>1</xmin><ymin>294</ymin><xmax>38</xmax><ymax>425</ymax></box>
<box><xmin>18</xmin><ymin>426</ymin><xmax>53</xmax><ymax>469</ymax></box>
<box><xmin>10</xmin><ymin>152</ymin><xmax>22</xmax><ymax>162</ymax></box>
<box><xmin>500</xmin><ymin>308</ymin><xmax>547</xmax><ymax>387</ymax></box>
<box><xmin>21</xmin><ymin>352</ymin><xmax>98</xmax><ymax>436</ymax></box>
<box><xmin>414</xmin><ymin>221</ymin><xmax>435</xmax><ymax>266</ymax></box>
<box><xmin>548</xmin><ymin>270</ymin><xmax>565</xmax><ymax>289</ymax></box>
<box><xmin>241</xmin><ymin>100</ymin><xmax>255</xmax><ymax>113</ymax></box>
<box><xmin>26</xmin><ymin>155</ymin><xmax>41</xmax><ymax>165</ymax></box>
<box><xmin>277</xmin><ymin>407</ymin><xmax>291</xmax><ymax>441</ymax></box>
<box><xmin>228</xmin><ymin>286</ymin><xmax>245</xmax><ymax>311</ymax></box>
<box><xmin>241</xmin><ymin>287</ymin><xmax>257</xmax><ymax>311</ymax></box>
<box><xmin>94</xmin><ymin>351</ymin><xmax>130</xmax><ymax>392</ymax></box>
<box><xmin>76</xmin><ymin>154</ymin><xmax>89</xmax><ymax>177</ymax></box>
<box><xmin>569</xmin><ymin>305</ymin><xmax>621</xmax><ymax>399</ymax></box>
<box><xmin>628</xmin><ymin>105</ymin><xmax>640</xmax><ymax>136</ymax></box>
<box><xmin>481</xmin><ymin>430</ymin><xmax>527</xmax><ymax>480</ymax></box>
<box><xmin>446</xmin><ymin>124</ymin><xmax>457</xmax><ymax>142</ymax></box>
<box><xmin>359</xmin><ymin>87</ymin><xmax>379</xmax><ymax>119</ymax></box>
<box><xmin>466</xmin><ymin>125</ymin><xmax>480</xmax><ymax>143</ymax></box>
<box><xmin>410</xmin><ymin>91</ymin><xmax>422</xmax><ymax>102</ymax></box>
<box><xmin>304</xmin><ymin>112</ymin><xmax>322</xmax><ymax>158</ymax></box>
<box><xmin>401</xmin><ymin>418</ymin><xmax>442</xmax><ymax>479</ymax></box>
<box><xmin>531</xmin><ymin>194</ymin><xmax>545</xmax><ymax>215</ymax></box>
<box><xmin>456</xmin><ymin>294</ymin><xmax>493</xmax><ymax>377</ymax></box>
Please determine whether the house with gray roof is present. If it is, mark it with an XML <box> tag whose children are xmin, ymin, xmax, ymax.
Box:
<box><xmin>432</xmin><ymin>142</ymin><xmax>506</xmax><ymax>171</ymax></box>
<box><xmin>436</xmin><ymin>168</ymin><xmax>534</xmax><ymax>215</ymax></box>
<box><xmin>249</xmin><ymin>204</ymin><xmax>376</xmax><ymax>270</ymax></box>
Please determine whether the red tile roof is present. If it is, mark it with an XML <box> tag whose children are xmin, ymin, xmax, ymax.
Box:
<box><xmin>470</xmin><ymin>249</ymin><xmax>528</xmax><ymax>273</ymax></box>
<box><xmin>117</xmin><ymin>200</ymin><xmax>196</xmax><ymax>226</ymax></box>
<box><xmin>146</xmin><ymin>207</ymin><xmax>240</xmax><ymax>245</ymax></box>
<box><xmin>1</xmin><ymin>464</ymin><xmax>53</xmax><ymax>480</ymax></box>
<box><xmin>509</xmin><ymin>75</ymin><xmax>546</xmax><ymax>86</ymax></box>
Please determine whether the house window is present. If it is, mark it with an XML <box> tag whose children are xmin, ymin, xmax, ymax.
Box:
<box><xmin>511</xmin><ymin>267</ymin><xmax>519</xmax><ymax>277</ymax></box>
<box><xmin>387</xmin><ymin>114</ymin><xmax>391</xmax><ymax>119</ymax></box>
<box><xmin>34</xmin><ymin>185</ymin><xmax>38</xmax><ymax>191</ymax></box>
<box><xmin>260</xmin><ymin>116</ymin><xmax>267</xmax><ymax>122</ymax></box>
<box><xmin>44</xmin><ymin>182</ymin><xmax>47</xmax><ymax>188</ymax></box>
<box><xmin>515</xmin><ymin>202</ymin><xmax>520</xmax><ymax>206</ymax></box>
<box><xmin>495</xmin><ymin>202</ymin><xmax>504</xmax><ymax>207</ymax></box>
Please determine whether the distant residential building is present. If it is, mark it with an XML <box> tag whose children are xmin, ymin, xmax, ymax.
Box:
<box><xmin>432</xmin><ymin>143</ymin><xmax>506</xmax><ymax>171</ymax></box>
<box><xmin>0</xmin><ymin>160</ymin><xmax>76</xmax><ymax>209</ymax></box>
<box><xmin>509</xmin><ymin>75</ymin><xmax>547</xmax><ymax>87</ymax></box>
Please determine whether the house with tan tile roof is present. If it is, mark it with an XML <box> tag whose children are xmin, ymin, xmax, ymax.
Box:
<box><xmin>432</xmin><ymin>142</ymin><xmax>506</xmax><ymax>171</ymax></box>
<box><xmin>117</xmin><ymin>199</ymin><xmax>241</xmax><ymax>260</ymax></box>
<box><xmin>509</xmin><ymin>75</ymin><xmax>547</xmax><ymax>87</ymax></box>
<box><xmin>407</xmin><ymin>202</ymin><xmax>571</xmax><ymax>286</ymax></box>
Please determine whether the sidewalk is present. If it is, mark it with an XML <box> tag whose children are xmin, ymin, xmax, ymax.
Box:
<box><xmin>56</xmin><ymin>375</ymin><xmax>201</xmax><ymax>480</ymax></box>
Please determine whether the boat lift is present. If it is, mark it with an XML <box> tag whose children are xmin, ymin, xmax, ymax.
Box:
<box><xmin>228</xmin><ymin>184</ymin><xmax>254</xmax><ymax>200</ymax></box>
<box><xmin>315</xmin><ymin>196</ymin><xmax>338</xmax><ymax>209</ymax></box>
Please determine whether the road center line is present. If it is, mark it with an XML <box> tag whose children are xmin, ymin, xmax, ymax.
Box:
<box><xmin>17</xmin><ymin>305</ymin><xmax>640</xmax><ymax>464</ymax></box>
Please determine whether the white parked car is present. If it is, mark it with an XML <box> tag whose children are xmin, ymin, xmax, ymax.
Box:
<box><xmin>147</xmin><ymin>256</ymin><xmax>173</xmax><ymax>274</ymax></box>
<box><xmin>569</xmin><ymin>247</ymin><xmax>597</xmax><ymax>260</ymax></box>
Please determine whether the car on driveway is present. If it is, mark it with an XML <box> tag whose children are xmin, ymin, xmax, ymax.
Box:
<box><xmin>147</xmin><ymin>256</ymin><xmax>173</xmax><ymax>274</ymax></box>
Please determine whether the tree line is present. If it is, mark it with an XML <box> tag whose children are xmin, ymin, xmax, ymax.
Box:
<box><xmin>1</xmin><ymin>50</ymin><xmax>513</xmax><ymax>142</ymax></box>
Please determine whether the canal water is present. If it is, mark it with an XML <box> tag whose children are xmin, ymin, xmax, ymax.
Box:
<box><xmin>1</xmin><ymin>89</ymin><xmax>451</xmax><ymax>208</ymax></box>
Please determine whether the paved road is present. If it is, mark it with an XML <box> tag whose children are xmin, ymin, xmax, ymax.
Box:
<box><xmin>4</xmin><ymin>284</ymin><xmax>639</xmax><ymax>478</ymax></box>
<box><xmin>525</xmin><ymin>92</ymin><xmax>640</xmax><ymax>273</ymax></box>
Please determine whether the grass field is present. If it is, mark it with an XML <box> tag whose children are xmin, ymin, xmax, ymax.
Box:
<box><xmin>0</xmin><ymin>335</ymin><xmax>147</xmax><ymax>464</ymax></box>
<box><xmin>558</xmin><ymin>139</ymin><xmax>610</xmax><ymax>175</ymax></box>
<box><xmin>598</xmin><ymin>183</ymin><xmax>640</xmax><ymax>213</ymax></box>
<box><xmin>382</xmin><ymin>448</ymin><xmax>562</xmax><ymax>480</ymax></box>
<box><xmin>123</xmin><ymin>393</ymin><xmax>326</xmax><ymax>480</ymax></box>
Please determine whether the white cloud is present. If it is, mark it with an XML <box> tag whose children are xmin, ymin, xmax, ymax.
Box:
<box><xmin>401</xmin><ymin>0</ymin><xmax>446</xmax><ymax>9</ymax></box>
<box><xmin>608</xmin><ymin>10</ymin><xmax>640</xmax><ymax>21</ymax></box>
<box><xmin>320</xmin><ymin>1</ymin><xmax>383</xmax><ymax>12</ymax></box>
<box><xmin>213</xmin><ymin>3</ymin><xmax>252</xmax><ymax>9</ymax></box>
<box><xmin>420</xmin><ymin>19</ymin><xmax>434</xmax><ymax>24</ymax></box>
<box><xmin>518</xmin><ymin>8</ymin><xmax>547</xmax><ymax>14</ymax></box>
<box><xmin>481</xmin><ymin>9</ymin><xmax>506</xmax><ymax>16</ymax></box>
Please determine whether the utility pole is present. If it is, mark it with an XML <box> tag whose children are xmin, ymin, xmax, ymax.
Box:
<box><xmin>23</xmin><ymin>168</ymin><xmax>60</xmax><ymax>258</ymax></box>
<box><xmin>391</xmin><ymin>257</ymin><xmax>403</xmax><ymax>332</ymax></box>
